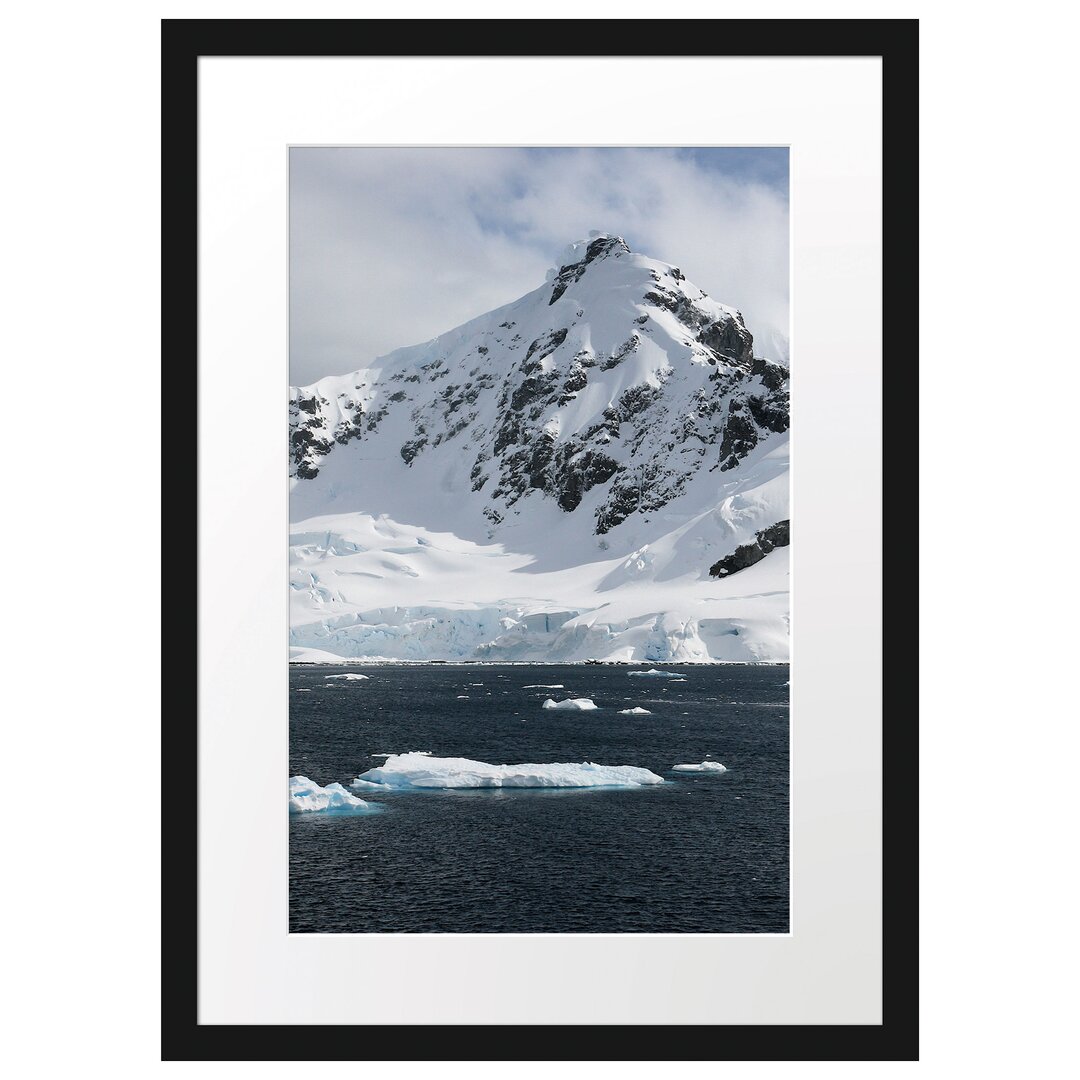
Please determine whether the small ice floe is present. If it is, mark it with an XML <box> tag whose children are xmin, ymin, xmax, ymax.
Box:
<box><xmin>349</xmin><ymin>777</ymin><xmax>392</xmax><ymax>791</ymax></box>
<box><xmin>618</xmin><ymin>707</ymin><xmax>652</xmax><ymax>715</ymax></box>
<box><xmin>353</xmin><ymin>752</ymin><xmax>663</xmax><ymax>789</ymax></box>
<box><xmin>627</xmin><ymin>669</ymin><xmax>687</xmax><ymax>679</ymax></box>
<box><xmin>671</xmin><ymin>761</ymin><xmax>728</xmax><ymax>773</ymax></box>
<box><xmin>456</xmin><ymin>695</ymin><xmax>469</xmax><ymax>699</ymax></box>
<box><xmin>294</xmin><ymin>688</ymin><xmax>312</xmax><ymax>693</ymax></box>
<box><xmin>524</xmin><ymin>684</ymin><xmax>564</xmax><ymax>689</ymax></box>
<box><xmin>542</xmin><ymin>697</ymin><xmax>598</xmax><ymax>711</ymax></box>
<box><xmin>324</xmin><ymin>673</ymin><xmax>370</xmax><ymax>681</ymax></box>
<box><xmin>289</xmin><ymin>776</ymin><xmax>378</xmax><ymax>814</ymax></box>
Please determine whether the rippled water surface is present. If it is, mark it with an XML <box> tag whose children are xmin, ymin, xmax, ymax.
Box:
<box><xmin>290</xmin><ymin>663</ymin><xmax>789</xmax><ymax>933</ymax></box>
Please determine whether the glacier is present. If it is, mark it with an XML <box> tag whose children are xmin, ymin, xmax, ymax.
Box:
<box><xmin>289</xmin><ymin>775</ymin><xmax>378</xmax><ymax>814</ymax></box>
<box><xmin>289</xmin><ymin>234</ymin><xmax>789</xmax><ymax>663</ymax></box>
<box><xmin>353</xmin><ymin>752</ymin><xmax>664</xmax><ymax>789</ymax></box>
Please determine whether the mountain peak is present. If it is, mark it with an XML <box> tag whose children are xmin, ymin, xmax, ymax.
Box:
<box><xmin>288</xmin><ymin>231</ymin><xmax>789</xmax><ymax>663</ymax></box>
<box><xmin>568</xmin><ymin>231</ymin><xmax>630</xmax><ymax>259</ymax></box>
<box><xmin>548</xmin><ymin>234</ymin><xmax>631</xmax><ymax>305</ymax></box>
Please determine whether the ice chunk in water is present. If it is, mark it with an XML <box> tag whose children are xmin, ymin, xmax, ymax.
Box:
<box><xmin>354</xmin><ymin>752</ymin><xmax>663</xmax><ymax>789</ymax></box>
<box><xmin>289</xmin><ymin>775</ymin><xmax>378</xmax><ymax>814</ymax></box>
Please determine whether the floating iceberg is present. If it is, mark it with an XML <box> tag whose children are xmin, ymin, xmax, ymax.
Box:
<box><xmin>671</xmin><ymin>761</ymin><xmax>727</xmax><ymax>773</ymax></box>
<box><xmin>353</xmin><ymin>752</ymin><xmax>663</xmax><ymax>789</ymax></box>
<box><xmin>524</xmin><ymin>684</ymin><xmax>564</xmax><ymax>689</ymax></box>
<box><xmin>349</xmin><ymin>777</ymin><xmax>392</xmax><ymax>791</ymax></box>
<box><xmin>618</xmin><ymin>707</ymin><xmax>652</xmax><ymax>715</ymax></box>
<box><xmin>627</xmin><ymin>669</ymin><xmax>687</xmax><ymax>678</ymax></box>
<box><xmin>289</xmin><ymin>775</ymin><xmax>378</xmax><ymax>814</ymax></box>
<box><xmin>324</xmin><ymin>673</ymin><xmax>370</xmax><ymax>681</ymax></box>
<box><xmin>542</xmin><ymin>697</ymin><xmax>598</xmax><ymax>711</ymax></box>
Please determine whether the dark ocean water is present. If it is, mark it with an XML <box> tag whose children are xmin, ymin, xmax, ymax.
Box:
<box><xmin>289</xmin><ymin>663</ymin><xmax>789</xmax><ymax>933</ymax></box>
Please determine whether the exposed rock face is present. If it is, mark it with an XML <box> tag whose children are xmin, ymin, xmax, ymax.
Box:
<box><xmin>709</xmin><ymin>520</ymin><xmax>790</xmax><ymax>578</ymax></box>
<box><xmin>289</xmin><ymin>234</ymin><xmax>789</xmax><ymax>546</ymax></box>
<box><xmin>548</xmin><ymin>235</ymin><xmax>629</xmax><ymax>304</ymax></box>
<box><xmin>288</xmin><ymin>393</ymin><xmax>334</xmax><ymax>479</ymax></box>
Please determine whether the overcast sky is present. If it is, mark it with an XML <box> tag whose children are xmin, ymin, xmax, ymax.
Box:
<box><xmin>290</xmin><ymin>147</ymin><xmax>789</xmax><ymax>386</ymax></box>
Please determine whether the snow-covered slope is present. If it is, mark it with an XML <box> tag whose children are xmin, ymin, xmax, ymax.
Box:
<box><xmin>289</xmin><ymin>234</ymin><xmax>789</xmax><ymax>662</ymax></box>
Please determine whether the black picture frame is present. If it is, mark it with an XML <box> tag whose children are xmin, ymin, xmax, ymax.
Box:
<box><xmin>162</xmin><ymin>18</ymin><xmax>918</xmax><ymax>1061</ymax></box>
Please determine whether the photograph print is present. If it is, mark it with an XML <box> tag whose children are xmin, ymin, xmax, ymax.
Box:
<box><xmin>288</xmin><ymin>147</ymin><xmax>790</xmax><ymax>933</ymax></box>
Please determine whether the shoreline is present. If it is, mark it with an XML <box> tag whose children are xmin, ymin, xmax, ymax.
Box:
<box><xmin>289</xmin><ymin>658</ymin><xmax>790</xmax><ymax>667</ymax></box>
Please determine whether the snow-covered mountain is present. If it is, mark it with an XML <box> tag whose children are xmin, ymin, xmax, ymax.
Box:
<box><xmin>289</xmin><ymin>233</ymin><xmax>789</xmax><ymax>662</ymax></box>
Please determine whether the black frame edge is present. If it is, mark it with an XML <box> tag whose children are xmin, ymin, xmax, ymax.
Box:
<box><xmin>162</xmin><ymin>17</ymin><xmax>918</xmax><ymax>1061</ymax></box>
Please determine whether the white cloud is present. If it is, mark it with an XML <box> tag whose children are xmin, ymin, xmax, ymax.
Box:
<box><xmin>290</xmin><ymin>147</ymin><xmax>788</xmax><ymax>386</ymax></box>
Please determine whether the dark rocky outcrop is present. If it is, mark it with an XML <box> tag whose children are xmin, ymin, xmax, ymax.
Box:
<box><xmin>747</xmin><ymin>392</ymin><xmax>789</xmax><ymax>435</ymax></box>
<box><xmin>399</xmin><ymin>437</ymin><xmax>427</xmax><ymax>465</ymax></box>
<box><xmin>751</xmin><ymin>354</ymin><xmax>788</xmax><ymax>392</ymax></box>
<box><xmin>700</xmin><ymin>316</ymin><xmax>754</xmax><ymax>369</ymax></box>
<box><xmin>548</xmin><ymin>236</ymin><xmax>629</xmax><ymax>305</ymax></box>
<box><xmin>709</xmin><ymin>520</ymin><xmax>790</xmax><ymax>578</ymax></box>
<box><xmin>553</xmin><ymin>448</ymin><xmax>619</xmax><ymax>512</ymax></box>
<box><xmin>523</xmin><ymin>328</ymin><xmax>568</xmax><ymax>368</ymax></box>
<box><xmin>289</xmin><ymin>393</ymin><xmax>335</xmax><ymax>477</ymax></box>
<box><xmin>290</xmin><ymin>425</ymin><xmax>333</xmax><ymax>478</ymax></box>
<box><xmin>600</xmin><ymin>334</ymin><xmax>641</xmax><ymax>370</ymax></box>
<box><xmin>716</xmin><ymin>401</ymin><xmax>760</xmax><ymax>471</ymax></box>
<box><xmin>560</xmin><ymin>362</ymin><xmax>589</xmax><ymax>401</ymax></box>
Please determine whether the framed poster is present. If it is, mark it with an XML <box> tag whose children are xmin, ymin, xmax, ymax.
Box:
<box><xmin>164</xmin><ymin>18</ymin><xmax>917</xmax><ymax>1060</ymax></box>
